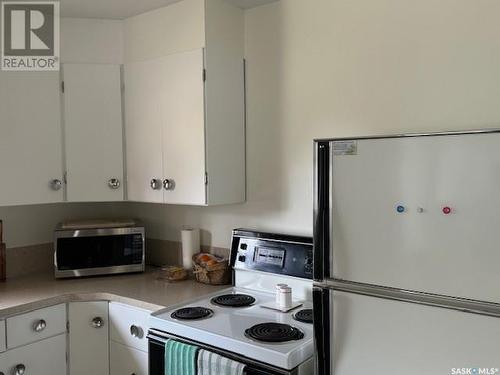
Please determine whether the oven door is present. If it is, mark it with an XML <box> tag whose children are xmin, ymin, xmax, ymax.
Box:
<box><xmin>148</xmin><ymin>329</ymin><xmax>299</xmax><ymax>375</ymax></box>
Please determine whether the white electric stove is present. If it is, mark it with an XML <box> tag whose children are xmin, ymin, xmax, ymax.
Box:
<box><xmin>148</xmin><ymin>229</ymin><xmax>315</xmax><ymax>375</ymax></box>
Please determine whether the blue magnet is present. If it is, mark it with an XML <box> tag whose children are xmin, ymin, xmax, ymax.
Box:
<box><xmin>396</xmin><ymin>205</ymin><xmax>405</xmax><ymax>213</ymax></box>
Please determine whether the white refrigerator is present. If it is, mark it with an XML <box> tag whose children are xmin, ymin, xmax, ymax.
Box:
<box><xmin>313</xmin><ymin>130</ymin><xmax>500</xmax><ymax>375</ymax></box>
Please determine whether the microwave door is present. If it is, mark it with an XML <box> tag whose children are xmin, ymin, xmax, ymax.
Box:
<box><xmin>54</xmin><ymin>227</ymin><xmax>145</xmax><ymax>278</ymax></box>
<box><xmin>313</xmin><ymin>286</ymin><xmax>500</xmax><ymax>375</ymax></box>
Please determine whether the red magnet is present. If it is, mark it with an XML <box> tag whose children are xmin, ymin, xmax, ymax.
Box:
<box><xmin>442</xmin><ymin>206</ymin><xmax>452</xmax><ymax>215</ymax></box>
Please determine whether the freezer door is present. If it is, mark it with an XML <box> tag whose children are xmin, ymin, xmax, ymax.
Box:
<box><xmin>313</xmin><ymin>287</ymin><xmax>500</xmax><ymax>375</ymax></box>
<box><xmin>319</xmin><ymin>132</ymin><xmax>500</xmax><ymax>302</ymax></box>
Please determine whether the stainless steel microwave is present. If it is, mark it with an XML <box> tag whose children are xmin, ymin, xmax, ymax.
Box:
<box><xmin>54</xmin><ymin>219</ymin><xmax>145</xmax><ymax>278</ymax></box>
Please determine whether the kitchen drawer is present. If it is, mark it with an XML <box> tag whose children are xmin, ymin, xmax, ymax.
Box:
<box><xmin>110</xmin><ymin>341</ymin><xmax>148</xmax><ymax>375</ymax></box>
<box><xmin>0</xmin><ymin>320</ymin><xmax>5</xmax><ymax>353</ymax></box>
<box><xmin>0</xmin><ymin>333</ymin><xmax>67</xmax><ymax>375</ymax></box>
<box><xmin>109</xmin><ymin>302</ymin><xmax>150</xmax><ymax>352</ymax></box>
<box><xmin>6</xmin><ymin>304</ymin><xmax>66</xmax><ymax>349</ymax></box>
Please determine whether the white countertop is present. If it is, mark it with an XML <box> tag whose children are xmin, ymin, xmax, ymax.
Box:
<box><xmin>0</xmin><ymin>268</ymin><xmax>227</xmax><ymax>318</ymax></box>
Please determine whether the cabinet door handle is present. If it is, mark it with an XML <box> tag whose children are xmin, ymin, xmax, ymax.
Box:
<box><xmin>13</xmin><ymin>364</ymin><xmax>25</xmax><ymax>375</ymax></box>
<box><xmin>91</xmin><ymin>317</ymin><xmax>104</xmax><ymax>328</ymax></box>
<box><xmin>32</xmin><ymin>319</ymin><xmax>46</xmax><ymax>332</ymax></box>
<box><xmin>108</xmin><ymin>178</ymin><xmax>121</xmax><ymax>189</ymax></box>
<box><xmin>163</xmin><ymin>179</ymin><xmax>175</xmax><ymax>191</ymax></box>
<box><xmin>130</xmin><ymin>324</ymin><xmax>143</xmax><ymax>338</ymax></box>
<box><xmin>50</xmin><ymin>179</ymin><xmax>62</xmax><ymax>191</ymax></box>
<box><xmin>150</xmin><ymin>179</ymin><xmax>162</xmax><ymax>190</ymax></box>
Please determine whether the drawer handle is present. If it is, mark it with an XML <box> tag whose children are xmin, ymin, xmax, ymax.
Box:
<box><xmin>32</xmin><ymin>319</ymin><xmax>46</xmax><ymax>333</ymax></box>
<box><xmin>13</xmin><ymin>364</ymin><xmax>25</xmax><ymax>375</ymax></box>
<box><xmin>130</xmin><ymin>324</ymin><xmax>143</xmax><ymax>339</ymax></box>
<box><xmin>91</xmin><ymin>317</ymin><xmax>104</xmax><ymax>329</ymax></box>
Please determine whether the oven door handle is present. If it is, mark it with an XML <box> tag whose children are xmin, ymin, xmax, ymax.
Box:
<box><xmin>147</xmin><ymin>329</ymin><xmax>172</xmax><ymax>344</ymax></box>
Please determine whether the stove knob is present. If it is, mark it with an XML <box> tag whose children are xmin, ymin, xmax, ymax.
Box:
<box><xmin>238</xmin><ymin>255</ymin><xmax>246</xmax><ymax>263</ymax></box>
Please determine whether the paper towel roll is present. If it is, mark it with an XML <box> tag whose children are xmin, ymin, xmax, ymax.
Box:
<box><xmin>181</xmin><ymin>228</ymin><xmax>200</xmax><ymax>269</ymax></box>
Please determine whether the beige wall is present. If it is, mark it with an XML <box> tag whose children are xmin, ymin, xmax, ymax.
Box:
<box><xmin>116</xmin><ymin>0</ymin><xmax>500</xmax><ymax>248</ymax></box>
<box><xmin>3</xmin><ymin>0</ymin><xmax>500</xmax><ymax>250</ymax></box>
<box><xmin>61</xmin><ymin>17</ymin><xmax>124</xmax><ymax>64</ymax></box>
<box><xmin>124</xmin><ymin>0</ymin><xmax>205</xmax><ymax>62</ymax></box>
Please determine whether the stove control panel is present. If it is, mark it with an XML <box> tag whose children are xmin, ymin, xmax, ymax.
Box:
<box><xmin>230</xmin><ymin>229</ymin><xmax>313</xmax><ymax>279</ymax></box>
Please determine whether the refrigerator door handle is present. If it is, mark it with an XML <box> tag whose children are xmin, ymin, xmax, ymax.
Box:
<box><xmin>313</xmin><ymin>286</ymin><xmax>331</xmax><ymax>375</ymax></box>
<box><xmin>313</xmin><ymin>141</ymin><xmax>331</xmax><ymax>281</ymax></box>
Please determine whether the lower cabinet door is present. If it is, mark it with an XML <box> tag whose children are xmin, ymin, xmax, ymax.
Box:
<box><xmin>69</xmin><ymin>301</ymin><xmax>109</xmax><ymax>375</ymax></box>
<box><xmin>0</xmin><ymin>333</ymin><xmax>66</xmax><ymax>375</ymax></box>
<box><xmin>110</xmin><ymin>341</ymin><xmax>148</xmax><ymax>375</ymax></box>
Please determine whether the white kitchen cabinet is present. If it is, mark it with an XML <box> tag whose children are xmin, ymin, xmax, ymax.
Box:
<box><xmin>0</xmin><ymin>71</ymin><xmax>64</xmax><ymax>206</ymax></box>
<box><xmin>110</xmin><ymin>341</ymin><xmax>148</xmax><ymax>375</ymax></box>
<box><xmin>68</xmin><ymin>302</ymin><xmax>109</xmax><ymax>375</ymax></box>
<box><xmin>124</xmin><ymin>0</ymin><xmax>245</xmax><ymax>206</ymax></box>
<box><xmin>125</xmin><ymin>50</ymin><xmax>205</xmax><ymax>205</ymax></box>
<box><xmin>0</xmin><ymin>333</ymin><xmax>66</xmax><ymax>375</ymax></box>
<box><xmin>161</xmin><ymin>48</ymin><xmax>206</xmax><ymax>205</ymax></box>
<box><xmin>109</xmin><ymin>302</ymin><xmax>150</xmax><ymax>352</ymax></box>
<box><xmin>123</xmin><ymin>58</ymin><xmax>164</xmax><ymax>203</ymax></box>
<box><xmin>62</xmin><ymin>63</ymin><xmax>124</xmax><ymax>202</ymax></box>
<box><xmin>6</xmin><ymin>303</ymin><xmax>66</xmax><ymax>349</ymax></box>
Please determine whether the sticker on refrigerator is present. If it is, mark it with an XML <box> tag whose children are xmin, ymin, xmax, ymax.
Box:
<box><xmin>333</xmin><ymin>140</ymin><xmax>357</xmax><ymax>155</ymax></box>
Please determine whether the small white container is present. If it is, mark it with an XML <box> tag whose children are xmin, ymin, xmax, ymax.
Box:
<box><xmin>276</xmin><ymin>284</ymin><xmax>288</xmax><ymax>305</ymax></box>
<box><xmin>279</xmin><ymin>286</ymin><xmax>292</xmax><ymax>309</ymax></box>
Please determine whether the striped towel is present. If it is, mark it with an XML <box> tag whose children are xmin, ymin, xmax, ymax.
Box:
<box><xmin>165</xmin><ymin>339</ymin><xmax>199</xmax><ymax>375</ymax></box>
<box><xmin>197</xmin><ymin>349</ymin><xmax>246</xmax><ymax>375</ymax></box>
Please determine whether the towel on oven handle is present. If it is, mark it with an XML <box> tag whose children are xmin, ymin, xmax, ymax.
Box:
<box><xmin>197</xmin><ymin>349</ymin><xmax>246</xmax><ymax>375</ymax></box>
<box><xmin>165</xmin><ymin>339</ymin><xmax>199</xmax><ymax>375</ymax></box>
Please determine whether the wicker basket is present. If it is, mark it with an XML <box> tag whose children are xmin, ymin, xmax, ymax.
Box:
<box><xmin>192</xmin><ymin>254</ymin><xmax>231</xmax><ymax>285</ymax></box>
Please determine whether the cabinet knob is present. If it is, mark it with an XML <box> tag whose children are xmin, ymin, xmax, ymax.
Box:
<box><xmin>108</xmin><ymin>178</ymin><xmax>121</xmax><ymax>189</ymax></box>
<box><xmin>49</xmin><ymin>179</ymin><xmax>62</xmax><ymax>191</ymax></box>
<box><xmin>130</xmin><ymin>324</ymin><xmax>143</xmax><ymax>338</ymax></box>
<box><xmin>13</xmin><ymin>364</ymin><xmax>25</xmax><ymax>375</ymax></box>
<box><xmin>91</xmin><ymin>317</ymin><xmax>104</xmax><ymax>328</ymax></box>
<box><xmin>163</xmin><ymin>179</ymin><xmax>175</xmax><ymax>191</ymax></box>
<box><xmin>150</xmin><ymin>179</ymin><xmax>162</xmax><ymax>190</ymax></box>
<box><xmin>32</xmin><ymin>319</ymin><xmax>46</xmax><ymax>332</ymax></box>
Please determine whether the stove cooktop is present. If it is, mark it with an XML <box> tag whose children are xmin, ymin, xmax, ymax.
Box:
<box><xmin>150</xmin><ymin>287</ymin><xmax>314</xmax><ymax>370</ymax></box>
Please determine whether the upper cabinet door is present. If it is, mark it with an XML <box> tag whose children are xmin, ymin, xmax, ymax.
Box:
<box><xmin>63</xmin><ymin>64</ymin><xmax>124</xmax><ymax>202</ymax></box>
<box><xmin>161</xmin><ymin>48</ymin><xmax>206</xmax><ymax>205</ymax></box>
<box><xmin>124</xmin><ymin>59</ymin><xmax>164</xmax><ymax>203</ymax></box>
<box><xmin>0</xmin><ymin>71</ymin><xmax>64</xmax><ymax>206</ymax></box>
